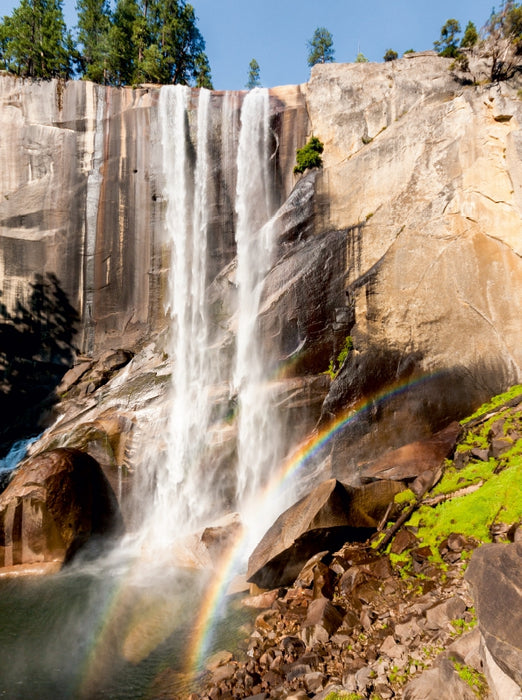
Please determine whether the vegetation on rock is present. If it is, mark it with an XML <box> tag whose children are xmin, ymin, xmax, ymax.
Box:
<box><xmin>434</xmin><ymin>18</ymin><xmax>462</xmax><ymax>58</ymax></box>
<box><xmin>383</xmin><ymin>49</ymin><xmax>398</xmax><ymax>62</ymax></box>
<box><xmin>294</xmin><ymin>135</ymin><xmax>324</xmax><ymax>174</ymax></box>
<box><xmin>325</xmin><ymin>336</ymin><xmax>354</xmax><ymax>380</ymax></box>
<box><xmin>246</xmin><ymin>57</ymin><xmax>261</xmax><ymax>89</ymax></box>
<box><xmin>307</xmin><ymin>26</ymin><xmax>334</xmax><ymax>67</ymax></box>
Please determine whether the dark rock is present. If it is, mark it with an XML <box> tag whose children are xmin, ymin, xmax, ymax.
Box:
<box><xmin>300</xmin><ymin>597</ymin><xmax>344</xmax><ymax>645</ymax></box>
<box><xmin>0</xmin><ymin>448</ymin><xmax>124</xmax><ymax>569</ymax></box>
<box><xmin>294</xmin><ymin>550</ymin><xmax>331</xmax><ymax>588</ymax></box>
<box><xmin>470</xmin><ymin>447</ymin><xmax>489</xmax><ymax>462</ymax></box>
<box><xmin>465</xmin><ymin>542</ymin><xmax>522</xmax><ymax>687</ymax></box>
<box><xmin>247</xmin><ymin>479</ymin><xmax>401</xmax><ymax>588</ymax></box>
<box><xmin>425</xmin><ymin>597</ymin><xmax>467</xmax><ymax>631</ymax></box>
<box><xmin>361</xmin><ymin>422</ymin><xmax>461</xmax><ymax>483</ymax></box>
<box><xmin>390</xmin><ymin>528</ymin><xmax>418</xmax><ymax>554</ymax></box>
<box><xmin>489</xmin><ymin>436</ymin><xmax>513</xmax><ymax>459</ymax></box>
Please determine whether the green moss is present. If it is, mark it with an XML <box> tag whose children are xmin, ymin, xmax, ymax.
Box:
<box><xmin>462</xmin><ymin>385</ymin><xmax>522</xmax><ymax>424</ymax></box>
<box><xmin>409</xmin><ymin>457</ymin><xmax>522</xmax><ymax>546</ymax></box>
<box><xmin>430</xmin><ymin>459</ymin><xmax>496</xmax><ymax>496</ymax></box>
<box><xmin>394</xmin><ymin>488</ymin><xmax>416</xmax><ymax>505</ymax></box>
<box><xmin>324</xmin><ymin>693</ymin><xmax>363</xmax><ymax>700</ymax></box>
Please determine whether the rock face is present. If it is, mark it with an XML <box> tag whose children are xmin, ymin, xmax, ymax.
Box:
<box><xmin>360</xmin><ymin>421</ymin><xmax>461</xmax><ymax>491</ymax></box>
<box><xmin>247</xmin><ymin>479</ymin><xmax>401</xmax><ymax>588</ymax></box>
<box><xmin>465</xmin><ymin>542</ymin><xmax>522</xmax><ymax>689</ymax></box>
<box><xmin>0</xmin><ymin>448</ymin><xmax>124</xmax><ymax>568</ymax></box>
<box><xmin>1</xmin><ymin>56</ymin><xmax>522</xmax><ymax>502</ymax></box>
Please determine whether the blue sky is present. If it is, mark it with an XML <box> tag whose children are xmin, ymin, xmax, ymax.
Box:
<box><xmin>1</xmin><ymin>0</ymin><xmax>499</xmax><ymax>89</ymax></box>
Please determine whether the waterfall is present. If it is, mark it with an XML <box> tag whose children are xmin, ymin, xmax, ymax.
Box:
<box><xmin>233</xmin><ymin>89</ymin><xmax>281</xmax><ymax>538</ymax></box>
<box><xmin>147</xmin><ymin>85</ymin><xmax>280</xmax><ymax>553</ymax></box>
<box><xmin>153</xmin><ymin>86</ymin><xmax>213</xmax><ymax>541</ymax></box>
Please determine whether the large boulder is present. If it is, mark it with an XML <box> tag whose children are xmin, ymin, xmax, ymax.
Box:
<box><xmin>247</xmin><ymin>478</ymin><xmax>401</xmax><ymax>588</ymax></box>
<box><xmin>465</xmin><ymin>542</ymin><xmax>522</xmax><ymax>689</ymax></box>
<box><xmin>360</xmin><ymin>421</ymin><xmax>461</xmax><ymax>486</ymax></box>
<box><xmin>0</xmin><ymin>448</ymin><xmax>124</xmax><ymax>570</ymax></box>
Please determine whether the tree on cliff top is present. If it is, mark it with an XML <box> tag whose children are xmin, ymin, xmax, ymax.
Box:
<box><xmin>104</xmin><ymin>0</ymin><xmax>212</xmax><ymax>87</ymax></box>
<box><xmin>0</xmin><ymin>0</ymin><xmax>72</xmax><ymax>78</ymax></box>
<box><xmin>434</xmin><ymin>18</ymin><xmax>461</xmax><ymax>58</ymax></box>
<box><xmin>76</xmin><ymin>0</ymin><xmax>111</xmax><ymax>83</ymax></box>
<box><xmin>481</xmin><ymin>0</ymin><xmax>522</xmax><ymax>81</ymax></box>
<box><xmin>307</xmin><ymin>27</ymin><xmax>334</xmax><ymax>67</ymax></box>
<box><xmin>246</xmin><ymin>58</ymin><xmax>261</xmax><ymax>89</ymax></box>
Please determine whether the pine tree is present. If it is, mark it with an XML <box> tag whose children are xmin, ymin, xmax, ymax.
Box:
<box><xmin>383</xmin><ymin>49</ymin><xmax>398</xmax><ymax>62</ymax></box>
<box><xmin>107</xmin><ymin>0</ymin><xmax>139</xmax><ymax>85</ymax></box>
<box><xmin>460</xmin><ymin>21</ymin><xmax>478</xmax><ymax>48</ymax></box>
<box><xmin>307</xmin><ymin>27</ymin><xmax>334</xmax><ymax>67</ymax></box>
<box><xmin>2</xmin><ymin>0</ymin><xmax>71</xmax><ymax>78</ymax></box>
<box><xmin>76</xmin><ymin>0</ymin><xmax>111</xmax><ymax>82</ymax></box>
<box><xmin>434</xmin><ymin>18</ymin><xmax>461</xmax><ymax>58</ymax></box>
<box><xmin>246</xmin><ymin>58</ymin><xmax>260</xmax><ymax>89</ymax></box>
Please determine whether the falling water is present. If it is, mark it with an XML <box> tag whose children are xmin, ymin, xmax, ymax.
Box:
<box><xmin>233</xmin><ymin>88</ymin><xmax>281</xmax><ymax>537</ymax></box>
<box><xmin>139</xmin><ymin>84</ymin><xmax>284</xmax><ymax>565</ymax></box>
<box><xmin>153</xmin><ymin>85</ymin><xmax>214</xmax><ymax>541</ymax></box>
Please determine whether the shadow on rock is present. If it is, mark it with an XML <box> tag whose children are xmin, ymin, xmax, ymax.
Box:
<box><xmin>0</xmin><ymin>273</ymin><xmax>79</xmax><ymax>458</ymax></box>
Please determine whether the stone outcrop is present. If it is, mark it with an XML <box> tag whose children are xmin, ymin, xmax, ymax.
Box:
<box><xmin>360</xmin><ymin>421</ymin><xmax>461</xmax><ymax>493</ymax></box>
<box><xmin>0</xmin><ymin>448</ymin><xmax>124</xmax><ymax>568</ymax></box>
<box><xmin>247</xmin><ymin>479</ymin><xmax>402</xmax><ymax>588</ymax></box>
<box><xmin>465</xmin><ymin>542</ymin><xmax>522</xmax><ymax>689</ymax></box>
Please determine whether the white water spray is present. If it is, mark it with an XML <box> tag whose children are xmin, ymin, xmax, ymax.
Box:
<box><xmin>233</xmin><ymin>89</ymin><xmax>281</xmax><ymax>536</ymax></box>
<box><xmin>145</xmin><ymin>86</ymin><xmax>282</xmax><ymax>555</ymax></box>
<box><xmin>153</xmin><ymin>86</ymin><xmax>214</xmax><ymax>541</ymax></box>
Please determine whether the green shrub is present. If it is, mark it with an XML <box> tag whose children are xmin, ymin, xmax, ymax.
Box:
<box><xmin>325</xmin><ymin>336</ymin><xmax>353</xmax><ymax>379</ymax></box>
<box><xmin>294</xmin><ymin>136</ymin><xmax>324</xmax><ymax>174</ymax></box>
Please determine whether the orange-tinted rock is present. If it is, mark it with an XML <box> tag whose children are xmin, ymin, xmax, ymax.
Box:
<box><xmin>361</xmin><ymin>422</ymin><xmax>461</xmax><ymax>484</ymax></box>
<box><xmin>247</xmin><ymin>479</ymin><xmax>401</xmax><ymax>589</ymax></box>
<box><xmin>0</xmin><ymin>448</ymin><xmax>124</xmax><ymax>570</ymax></box>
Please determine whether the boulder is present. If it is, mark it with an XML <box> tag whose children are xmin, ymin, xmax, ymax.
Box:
<box><xmin>247</xmin><ymin>478</ymin><xmax>401</xmax><ymax>588</ymax></box>
<box><xmin>300</xmin><ymin>598</ymin><xmax>344</xmax><ymax>646</ymax></box>
<box><xmin>0</xmin><ymin>448</ymin><xmax>124</xmax><ymax>569</ymax></box>
<box><xmin>403</xmin><ymin>658</ymin><xmax>477</xmax><ymax>700</ymax></box>
<box><xmin>361</xmin><ymin>421</ymin><xmax>461</xmax><ymax>484</ymax></box>
<box><xmin>465</xmin><ymin>542</ymin><xmax>522</xmax><ymax>688</ymax></box>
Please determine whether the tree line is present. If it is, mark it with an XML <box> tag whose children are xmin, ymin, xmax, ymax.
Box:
<box><xmin>0</xmin><ymin>0</ymin><xmax>212</xmax><ymax>87</ymax></box>
<box><xmin>250</xmin><ymin>1</ymin><xmax>522</xmax><ymax>88</ymax></box>
<box><xmin>1</xmin><ymin>0</ymin><xmax>521</xmax><ymax>88</ymax></box>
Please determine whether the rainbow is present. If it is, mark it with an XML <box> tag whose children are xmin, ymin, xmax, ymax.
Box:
<box><xmin>185</xmin><ymin>371</ymin><xmax>437</xmax><ymax>679</ymax></box>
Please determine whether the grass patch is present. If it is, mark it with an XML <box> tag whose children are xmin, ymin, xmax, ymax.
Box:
<box><xmin>409</xmin><ymin>457</ymin><xmax>522</xmax><ymax>547</ymax></box>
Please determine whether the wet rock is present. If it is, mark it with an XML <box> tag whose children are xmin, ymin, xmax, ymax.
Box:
<box><xmin>0</xmin><ymin>448</ymin><xmax>124</xmax><ymax>569</ymax></box>
<box><xmin>205</xmin><ymin>650</ymin><xmax>234</xmax><ymax>672</ymax></box>
<box><xmin>247</xmin><ymin>479</ymin><xmax>400</xmax><ymax>588</ymax></box>
<box><xmin>465</xmin><ymin>542</ymin><xmax>522</xmax><ymax>687</ymax></box>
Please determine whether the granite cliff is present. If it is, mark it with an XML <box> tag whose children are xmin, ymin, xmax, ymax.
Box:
<box><xmin>1</xmin><ymin>54</ymin><xmax>521</xmax><ymax>503</ymax></box>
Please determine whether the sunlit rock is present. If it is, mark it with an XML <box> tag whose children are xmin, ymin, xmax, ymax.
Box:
<box><xmin>247</xmin><ymin>478</ymin><xmax>401</xmax><ymax>588</ymax></box>
<box><xmin>0</xmin><ymin>448</ymin><xmax>124</xmax><ymax>570</ymax></box>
